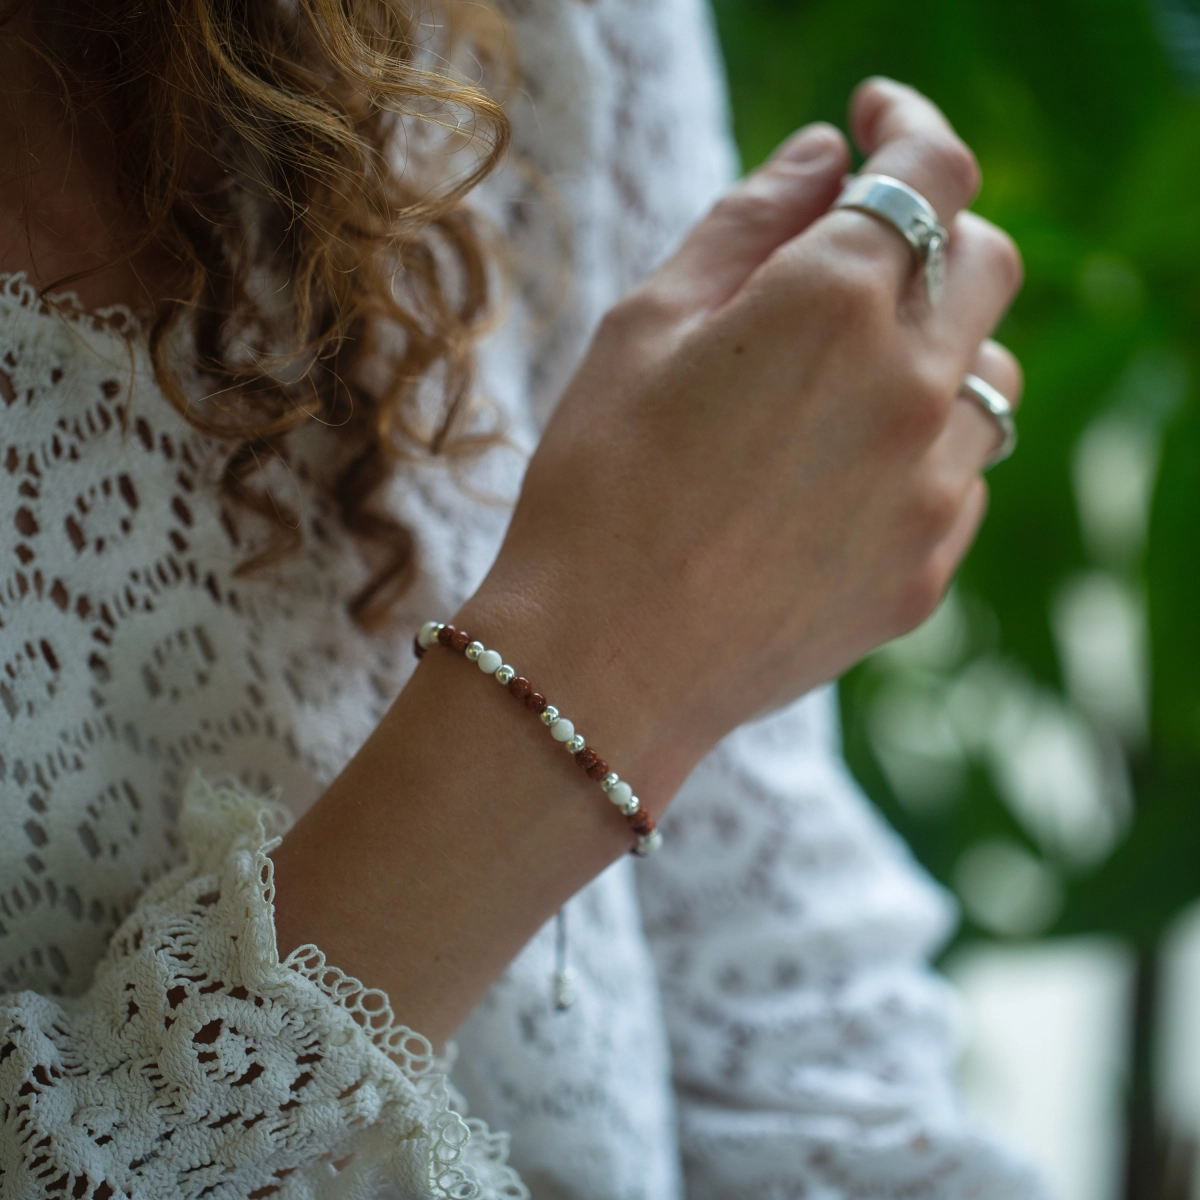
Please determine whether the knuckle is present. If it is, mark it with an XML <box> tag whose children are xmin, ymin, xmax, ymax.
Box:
<box><xmin>959</xmin><ymin>213</ymin><xmax>1023</xmax><ymax>292</ymax></box>
<box><xmin>791</xmin><ymin>242</ymin><xmax>889</xmax><ymax>321</ymax></box>
<box><xmin>888</xmin><ymin>360</ymin><xmax>953</xmax><ymax>446</ymax></box>
<box><xmin>598</xmin><ymin>285</ymin><xmax>679</xmax><ymax>341</ymax></box>
<box><xmin>916</xmin><ymin>132</ymin><xmax>980</xmax><ymax>200</ymax></box>
<box><xmin>712</xmin><ymin>181</ymin><xmax>790</xmax><ymax>231</ymax></box>
<box><xmin>981</xmin><ymin>340</ymin><xmax>1024</xmax><ymax>405</ymax></box>
<box><xmin>826</xmin><ymin>260</ymin><xmax>885</xmax><ymax>314</ymax></box>
<box><xmin>595</xmin><ymin>300</ymin><xmax>637</xmax><ymax>347</ymax></box>
<box><xmin>910</xmin><ymin>478</ymin><xmax>962</xmax><ymax>542</ymax></box>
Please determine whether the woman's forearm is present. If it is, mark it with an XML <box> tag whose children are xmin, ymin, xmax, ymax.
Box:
<box><xmin>273</xmin><ymin>79</ymin><xmax>1024</xmax><ymax>1050</ymax></box>
<box><xmin>269</xmin><ymin>587</ymin><xmax>693</xmax><ymax>1045</ymax></box>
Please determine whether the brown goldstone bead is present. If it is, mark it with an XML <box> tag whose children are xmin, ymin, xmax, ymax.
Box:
<box><xmin>412</xmin><ymin>636</ymin><xmax>426</xmax><ymax>659</ymax></box>
<box><xmin>509</xmin><ymin>676</ymin><xmax>532</xmax><ymax>700</ymax></box>
<box><xmin>586</xmin><ymin>760</ymin><xmax>610</xmax><ymax>781</ymax></box>
<box><xmin>575</xmin><ymin>747</ymin><xmax>599</xmax><ymax>771</ymax></box>
<box><xmin>526</xmin><ymin>691</ymin><xmax>548</xmax><ymax>714</ymax></box>
<box><xmin>437</xmin><ymin>624</ymin><xmax>455</xmax><ymax>647</ymax></box>
<box><xmin>630</xmin><ymin>810</ymin><xmax>655</xmax><ymax>836</ymax></box>
<box><xmin>449</xmin><ymin>628</ymin><xmax>471</xmax><ymax>653</ymax></box>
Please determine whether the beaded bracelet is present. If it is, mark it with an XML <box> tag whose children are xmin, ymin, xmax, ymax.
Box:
<box><xmin>414</xmin><ymin>620</ymin><xmax>663</xmax><ymax>857</ymax></box>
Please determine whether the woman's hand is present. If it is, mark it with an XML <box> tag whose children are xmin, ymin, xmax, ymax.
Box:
<box><xmin>274</xmin><ymin>79</ymin><xmax>1023</xmax><ymax>1044</ymax></box>
<box><xmin>463</xmin><ymin>79</ymin><xmax>1024</xmax><ymax>800</ymax></box>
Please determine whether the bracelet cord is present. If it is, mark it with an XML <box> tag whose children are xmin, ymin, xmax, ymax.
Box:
<box><xmin>413</xmin><ymin>620</ymin><xmax>664</xmax><ymax>1015</ymax></box>
<box><xmin>413</xmin><ymin>621</ymin><xmax>663</xmax><ymax>858</ymax></box>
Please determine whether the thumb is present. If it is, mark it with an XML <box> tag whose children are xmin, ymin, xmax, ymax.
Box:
<box><xmin>655</xmin><ymin>123</ymin><xmax>850</xmax><ymax>314</ymax></box>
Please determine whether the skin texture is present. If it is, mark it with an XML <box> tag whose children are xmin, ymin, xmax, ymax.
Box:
<box><xmin>0</xmin><ymin>60</ymin><xmax>1023</xmax><ymax>1045</ymax></box>
<box><xmin>0</xmin><ymin>28</ymin><xmax>182</xmax><ymax>311</ymax></box>
<box><xmin>283</xmin><ymin>82</ymin><xmax>1023</xmax><ymax>1044</ymax></box>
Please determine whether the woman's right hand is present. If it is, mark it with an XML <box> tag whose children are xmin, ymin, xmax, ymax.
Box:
<box><xmin>463</xmin><ymin>79</ymin><xmax>1024</xmax><ymax>801</ymax></box>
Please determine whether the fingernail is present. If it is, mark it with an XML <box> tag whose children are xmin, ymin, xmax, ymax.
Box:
<box><xmin>772</xmin><ymin>123</ymin><xmax>843</xmax><ymax>166</ymax></box>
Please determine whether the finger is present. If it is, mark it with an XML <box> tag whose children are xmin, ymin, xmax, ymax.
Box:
<box><xmin>813</xmin><ymin>79</ymin><xmax>981</xmax><ymax>298</ymax></box>
<box><xmin>923</xmin><ymin>211</ymin><xmax>1024</xmax><ymax>352</ymax></box>
<box><xmin>930</xmin><ymin>340</ymin><xmax>1022</xmax><ymax>478</ymax></box>
<box><xmin>850</xmin><ymin>78</ymin><xmax>980</xmax><ymax>224</ymax></box>
<box><xmin>974</xmin><ymin>338</ymin><xmax>1024</xmax><ymax>410</ymax></box>
<box><xmin>653</xmin><ymin>123</ymin><xmax>851</xmax><ymax>314</ymax></box>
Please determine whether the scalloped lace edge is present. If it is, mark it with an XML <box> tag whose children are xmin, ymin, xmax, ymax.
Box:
<box><xmin>0</xmin><ymin>270</ymin><xmax>147</xmax><ymax>342</ymax></box>
<box><xmin>181</xmin><ymin>770</ymin><xmax>529</xmax><ymax>1200</ymax></box>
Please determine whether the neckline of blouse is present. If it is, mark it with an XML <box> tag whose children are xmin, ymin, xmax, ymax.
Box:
<box><xmin>0</xmin><ymin>270</ymin><xmax>148</xmax><ymax>345</ymax></box>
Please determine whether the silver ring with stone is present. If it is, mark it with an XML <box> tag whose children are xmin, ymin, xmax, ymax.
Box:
<box><xmin>832</xmin><ymin>173</ymin><xmax>949</xmax><ymax>302</ymax></box>
<box><xmin>959</xmin><ymin>373</ymin><xmax>1017</xmax><ymax>467</ymax></box>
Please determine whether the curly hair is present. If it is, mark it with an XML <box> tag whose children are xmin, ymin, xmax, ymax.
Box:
<box><xmin>6</xmin><ymin>0</ymin><xmax>511</xmax><ymax>626</ymax></box>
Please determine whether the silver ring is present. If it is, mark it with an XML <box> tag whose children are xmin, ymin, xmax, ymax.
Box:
<box><xmin>959</xmin><ymin>373</ymin><xmax>1017</xmax><ymax>467</ymax></box>
<box><xmin>832</xmin><ymin>173</ymin><xmax>948</xmax><ymax>302</ymax></box>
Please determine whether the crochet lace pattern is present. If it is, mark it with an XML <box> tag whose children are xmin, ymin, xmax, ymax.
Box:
<box><xmin>0</xmin><ymin>0</ymin><xmax>1047</xmax><ymax>1195</ymax></box>
<box><xmin>0</xmin><ymin>772</ymin><xmax>525</xmax><ymax>1198</ymax></box>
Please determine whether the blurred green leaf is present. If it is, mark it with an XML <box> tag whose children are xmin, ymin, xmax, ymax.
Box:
<box><xmin>714</xmin><ymin>0</ymin><xmax>1200</xmax><ymax>948</ymax></box>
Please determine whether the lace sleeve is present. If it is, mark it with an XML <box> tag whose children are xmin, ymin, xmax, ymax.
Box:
<box><xmin>636</xmin><ymin>689</ymin><xmax>1047</xmax><ymax>1200</ymax></box>
<box><xmin>0</xmin><ymin>774</ymin><xmax>526</xmax><ymax>1200</ymax></box>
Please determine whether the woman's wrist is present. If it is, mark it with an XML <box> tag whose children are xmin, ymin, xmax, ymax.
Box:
<box><xmin>452</xmin><ymin>579</ymin><xmax>707</xmax><ymax>818</ymax></box>
<box><xmin>272</xmin><ymin>608</ymin><xmax>646</xmax><ymax>1044</ymax></box>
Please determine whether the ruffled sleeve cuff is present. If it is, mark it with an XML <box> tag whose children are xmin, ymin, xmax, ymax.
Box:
<box><xmin>0</xmin><ymin>772</ymin><xmax>527</xmax><ymax>1200</ymax></box>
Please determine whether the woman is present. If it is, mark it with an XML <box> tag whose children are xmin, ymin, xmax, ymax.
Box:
<box><xmin>0</xmin><ymin>0</ymin><xmax>1039</xmax><ymax>1196</ymax></box>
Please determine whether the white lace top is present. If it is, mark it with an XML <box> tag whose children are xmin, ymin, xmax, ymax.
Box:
<box><xmin>0</xmin><ymin>1</ymin><xmax>1046</xmax><ymax>1196</ymax></box>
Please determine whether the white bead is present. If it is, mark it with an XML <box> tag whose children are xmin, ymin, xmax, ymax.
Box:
<box><xmin>418</xmin><ymin>621</ymin><xmax>441</xmax><ymax>648</ymax></box>
<box><xmin>541</xmin><ymin>706</ymin><xmax>560</xmax><ymax>726</ymax></box>
<box><xmin>609</xmin><ymin>781</ymin><xmax>633</xmax><ymax>809</ymax></box>
<box><xmin>465</xmin><ymin>640</ymin><xmax>484</xmax><ymax>662</ymax></box>
<box><xmin>634</xmin><ymin>830</ymin><xmax>663</xmax><ymax>857</ymax></box>
<box><xmin>601</xmin><ymin>773</ymin><xmax>620</xmax><ymax>793</ymax></box>
<box><xmin>554</xmin><ymin>966</ymin><xmax>577</xmax><ymax>1011</ymax></box>
<box><xmin>550</xmin><ymin>717</ymin><xmax>575</xmax><ymax>743</ymax></box>
<box><xmin>477</xmin><ymin>649</ymin><xmax>503</xmax><ymax>675</ymax></box>
<box><xmin>566</xmin><ymin>734</ymin><xmax>586</xmax><ymax>754</ymax></box>
<box><xmin>621</xmin><ymin>794</ymin><xmax>640</xmax><ymax>816</ymax></box>
<box><xmin>496</xmin><ymin>664</ymin><xmax>515</xmax><ymax>685</ymax></box>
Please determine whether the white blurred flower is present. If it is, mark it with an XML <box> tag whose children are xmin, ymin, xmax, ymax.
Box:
<box><xmin>990</xmin><ymin>697</ymin><xmax>1128</xmax><ymax>866</ymax></box>
<box><xmin>953</xmin><ymin>838</ymin><xmax>1064</xmax><ymax>937</ymax></box>
<box><xmin>1053</xmin><ymin>571</ymin><xmax>1148</xmax><ymax>744</ymax></box>
<box><xmin>867</xmin><ymin>680</ymin><xmax>967</xmax><ymax>813</ymax></box>
<box><xmin>1072</xmin><ymin>418</ymin><xmax>1159</xmax><ymax>565</ymax></box>
<box><xmin>947</xmin><ymin>657</ymin><xmax>1131</xmax><ymax>865</ymax></box>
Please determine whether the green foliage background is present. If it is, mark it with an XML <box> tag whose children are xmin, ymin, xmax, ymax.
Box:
<box><xmin>712</xmin><ymin>0</ymin><xmax>1200</xmax><ymax>954</ymax></box>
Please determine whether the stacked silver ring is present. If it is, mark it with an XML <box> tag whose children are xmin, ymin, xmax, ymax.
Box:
<box><xmin>959</xmin><ymin>373</ymin><xmax>1017</xmax><ymax>467</ymax></box>
<box><xmin>832</xmin><ymin>173</ymin><xmax>1017</xmax><ymax>468</ymax></box>
<box><xmin>833</xmin><ymin>173</ymin><xmax>948</xmax><ymax>302</ymax></box>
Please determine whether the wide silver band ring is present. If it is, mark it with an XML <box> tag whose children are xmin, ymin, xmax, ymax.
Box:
<box><xmin>832</xmin><ymin>173</ymin><xmax>948</xmax><ymax>302</ymax></box>
<box><xmin>959</xmin><ymin>373</ymin><xmax>1017</xmax><ymax>468</ymax></box>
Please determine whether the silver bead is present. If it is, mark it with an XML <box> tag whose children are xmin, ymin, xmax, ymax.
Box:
<box><xmin>621</xmin><ymin>794</ymin><xmax>640</xmax><ymax>816</ymax></box>
<box><xmin>601</xmin><ymin>773</ymin><xmax>620</xmax><ymax>793</ymax></box>
<box><xmin>465</xmin><ymin>640</ymin><xmax>484</xmax><ymax>662</ymax></box>
<box><xmin>566</xmin><ymin>734</ymin><xmax>586</xmax><ymax>754</ymax></box>
<box><xmin>496</xmin><ymin>664</ymin><xmax>515</xmax><ymax>685</ymax></box>
<box><xmin>540</xmin><ymin>705</ymin><xmax>560</xmax><ymax>727</ymax></box>
<box><xmin>634</xmin><ymin>829</ymin><xmax>663</xmax><ymax>857</ymax></box>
